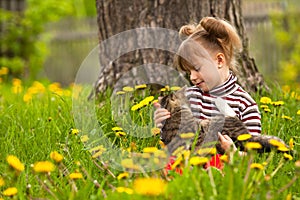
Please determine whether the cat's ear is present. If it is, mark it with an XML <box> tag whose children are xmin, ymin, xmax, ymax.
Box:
<box><xmin>174</xmin><ymin>85</ymin><xmax>187</xmax><ymax>98</ymax></box>
<box><xmin>214</xmin><ymin>97</ymin><xmax>236</xmax><ymax>117</ymax></box>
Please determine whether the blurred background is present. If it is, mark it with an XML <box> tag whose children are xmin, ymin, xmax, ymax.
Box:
<box><xmin>1</xmin><ymin>0</ymin><xmax>299</xmax><ymax>87</ymax></box>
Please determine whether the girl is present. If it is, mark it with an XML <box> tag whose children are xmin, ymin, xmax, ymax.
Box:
<box><xmin>154</xmin><ymin>17</ymin><xmax>261</xmax><ymax>153</ymax></box>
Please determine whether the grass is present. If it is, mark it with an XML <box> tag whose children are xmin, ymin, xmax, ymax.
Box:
<box><xmin>0</xmin><ymin>78</ymin><xmax>300</xmax><ymax>199</ymax></box>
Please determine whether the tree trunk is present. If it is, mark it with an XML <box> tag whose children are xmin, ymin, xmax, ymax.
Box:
<box><xmin>91</xmin><ymin>0</ymin><xmax>267</xmax><ymax>98</ymax></box>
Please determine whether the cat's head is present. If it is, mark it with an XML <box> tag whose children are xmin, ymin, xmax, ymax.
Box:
<box><xmin>159</xmin><ymin>86</ymin><xmax>189</xmax><ymax>113</ymax></box>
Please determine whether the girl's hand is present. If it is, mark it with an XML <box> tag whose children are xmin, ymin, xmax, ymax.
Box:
<box><xmin>218</xmin><ymin>132</ymin><xmax>237</xmax><ymax>153</ymax></box>
<box><xmin>153</xmin><ymin>102</ymin><xmax>171</xmax><ymax>128</ymax></box>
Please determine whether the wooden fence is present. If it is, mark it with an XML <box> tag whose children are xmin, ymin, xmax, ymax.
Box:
<box><xmin>44</xmin><ymin>0</ymin><xmax>287</xmax><ymax>85</ymax></box>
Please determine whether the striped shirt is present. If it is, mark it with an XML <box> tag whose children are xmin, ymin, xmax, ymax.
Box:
<box><xmin>185</xmin><ymin>74</ymin><xmax>261</xmax><ymax>135</ymax></box>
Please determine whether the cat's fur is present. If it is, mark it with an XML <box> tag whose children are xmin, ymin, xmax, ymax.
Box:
<box><xmin>159</xmin><ymin>86</ymin><xmax>289</xmax><ymax>155</ymax></box>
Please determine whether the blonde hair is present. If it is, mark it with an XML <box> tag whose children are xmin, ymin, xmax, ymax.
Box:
<box><xmin>176</xmin><ymin>17</ymin><xmax>242</xmax><ymax>74</ymax></box>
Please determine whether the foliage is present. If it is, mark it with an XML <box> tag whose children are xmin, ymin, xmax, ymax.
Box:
<box><xmin>0</xmin><ymin>79</ymin><xmax>300</xmax><ymax>199</ymax></box>
<box><xmin>0</xmin><ymin>0</ymin><xmax>96</xmax><ymax>81</ymax></box>
<box><xmin>270</xmin><ymin>0</ymin><xmax>300</xmax><ymax>85</ymax></box>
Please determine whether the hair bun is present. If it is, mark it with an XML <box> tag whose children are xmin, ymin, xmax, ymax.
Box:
<box><xmin>179</xmin><ymin>24</ymin><xmax>197</xmax><ymax>39</ymax></box>
<box><xmin>200</xmin><ymin>17</ymin><xmax>228</xmax><ymax>39</ymax></box>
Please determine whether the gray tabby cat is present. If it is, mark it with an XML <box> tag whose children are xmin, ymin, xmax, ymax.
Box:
<box><xmin>159</xmin><ymin>86</ymin><xmax>289</xmax><ymax>155</ymax></box>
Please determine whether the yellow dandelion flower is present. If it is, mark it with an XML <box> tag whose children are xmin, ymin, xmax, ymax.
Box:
<box><xmin>281</xmin><ymin>85</ymin><xmax>290</xmax><ymax>93</ymax></box>
<box><xmin>197</xmin><ymin>147</ymin><xmax>217</xmax><ymax>155</ymax></box>
<box><xmin>131</xmin><ymin>104</ymin><xmax>141</xmax><ymax>111</ymax></box>
<box><xmin>151</xmin><ymin>127</ymin><xmax>160</xmax><ymax>136</ymax></box>
<box><xmin>220</xmin><ymin>155</ymin><xmax>229</xmax><ymax>163</ymax></box>
<box><xmin>172</xmin><ymin>146</ymin><xmax>185</xmax><ymax>156</ymax></box>
<box><xmin>171</xmin><ymin>156</ymin><xmax>183</xmax><ymax>169</ymax></box>
<box><xmin>260</xmin><ymin>97</ymin><xmax>272</xmax><ymax>104</ymax></box>
<box><xmin>142</xmin><ymin>153</ymin><xmax>151</xmax><ymax>159</ymax></box>
<box><xmin>116</xmin><ymin>187</ymin><xmax>134</xmax><ymax>194</ymax></box>
<box><xmin>117</xmin><ymin>172</ymin><xmax>129</xmax><ymax>180</ymax></box>
<box><xmin>189</xmin><ymin>156</ymin><xmax>209</xmax><ymax>166</ymax></box>
<box><xmin>115</xmin><ymin>131</ymin><xmax>126</xmax><ymax>137</ymax></box>
<box><xmin>245</xmin><ymin>142</ymin><xmax>262</xmax><ymax>150</ymax></box>
<box><xmin>6</xmin><ymin>155</ymin><xmax>24</xmax><ymax>172</ymax></box>
<box><xmin>69</xmin><ymin>172</ymin><xmax>83</xmax><ymax>179</ymax></box>
<box><xmin>123</xmin><ymin>86</ymin><xmax>134</xmax><ymax>92</ymax></box>
<box><xmin>133</xmin><ymin>177</ymin><xmax>166</xmax><ymax>196</ymax></box>
<box><xmin>260</xmin><ymin>105</ymin><xmax>269</xmax><ymax>109</ymax></box>
<box><xmin>48</xmin><ymin>82</ymin><xmax>63</xmax><ymax>95</ymax></box>
<box><xmin>264</xmin><ymin>108</ymin><xmax>271</xmax><ymax>113</ymax></box>
<box><xmin>2</xmin><ymin>187</ymin><xmax>17</xmax><ymax>197</ymax></box>
<box><xmin>281</xmin><ymin>115</ymin><xmax>292</xmax><ymax>120</ymax></box>
<box><xmin>50</xmin><ymin>151</ymin><xmax>64</xmax><ymax>163</ymax></box>
<box><xmin>0</xmin><ymin>177</ymin><xmax>4</xmax><ymax>186</ymax></box>
<box><xmin>116</xmin><ymin>91</ymin><xmax>125</xmax><ymax>95</ymax></box>
<box><xmin>286</xmin><ymin>193</ymin><xmax>292</xmax><ymax>200</ymax></box>
<box><xmin>152</xmin><ymin>99</ymin><xmax>159</xmax><ymax>104</ymax></box>
<box><xmin>153</xmin><ymin>150</ymin><xmax>167</xmax><ymax>158</ymax></box>
<box><xmin>269</xmin><ymin>139</ymin><xmax>286</xmax><ymax>148</ymax></box>
<box><xmin>0</xmin><ymin>67</ymin><xmax>9</xmax><ymax>75</ymax></box>
<box><xmin>160</xmin><ymin>88</ymin><xmax>167</xmax><ymax>92</ymax></box>
<box><xmin>23</xmin><ymin>93</ymin><xmax>32</xmax><ymax>103</ymax></box>
<box><xmin>33</xmin><ymin>161</ymin><xmax>55</xmax><ymax>173</ymax></box>
<box><xmin>135</xmin><ymin>84</ymin><xmax>147</xmax><ymax>89</ymax></box>
<box><xmin>183</xmin><ymin>150</ymin><xmax>191</xmax><ymax>160</ymax></box>
<box><xmin>283</xmin><ymin>153</ymin><xmax>293</xmax><ymax>161</ymax></box>
<box><xmin>289</xmin><ymin>138</ymin><xmax>294</xmax><ymax>150</ymax></box>
<box><xmin>170</xmin><ymin>86</ymin><xmax>181</xmax><ymax>91</ymax></box>
<box><xmin>89</xmin><ymin>145</ymin><xmax>106</xmax><ymax>153</ymax></box>
<box><xmin>277</xmin><ymin>146</ymin><xmax>289</xmax><ymax>152</ymax></box>
<box><xmin>143</xmin><ymin>147</ymin><xmax>158</xmax><ymax>153</ymax></box>
<box><xmin>297</xmin><ymin>110</ymin><xmax>300</xmax><ymax>115</ymax></box>
<box><xmin>180</xmin><ymin>132</ymin><xmax>195</xmax><ymax>139</ymax></box>
<box><xmin>271</xmin><ymin>101</ymin><xmax>284</xmax><ymax>106</ymax></box>
<box><xmin>70</xmin><ymin>128</ymin><xmax>80</xmax><ymax>135</ymax></box>
<box><xmin>80</xmin><ymin>135</ymin><xmax>89</xmax><ymax>142</ymax></box>
<box><xmin>250</xmin><ymin>163</ymin><xmax>264</xmax><ymax>170</ymax></box>
<box><xmin>237</xmin><ymin>134</ymin><xmax>252</xmax><ymax>141</ymax></box>
<box><xmin>121</xmin><ymin>159</ymin><xmax>140</xmax><ymax>170</ymax></box>
<box><xmin>112</xmin><ymin>127</ymin><xmax>123</xmax><ymax>131</ymax></box>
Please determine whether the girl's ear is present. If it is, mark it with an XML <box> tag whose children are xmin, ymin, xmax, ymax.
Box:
<box><xmin>216</xmin><ymin>53</ymin><xmax>225</xmax><ymax>67</ymax></box>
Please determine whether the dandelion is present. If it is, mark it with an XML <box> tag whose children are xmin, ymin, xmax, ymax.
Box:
<box><xmin>115</xmin><ymin>131</ymin><xmax>126</xmax><ymax>137</ymax></box>
<box><xmin>143</xmin><ymin>147</ymin><xmax>158</xmax><ymax>153</ymax></box>
<box><xmin>297</xmin><ymin>110</ymin><xmax>300</xmax><ymax>115</ymax></box>
<box><xmin>260</xmin><ymin>105</ymin><xmax>269</xmax><ymax>109</ymax></box>
<box><xmin>133</xmin><ymin>177</ymin><xmax>166</xmax><ymax>196</ymax></box>
<box><xmin>250</xmin><ymin>163</ymin><xmax>264</xmax><ymax>170</ymax></box>
<box><xmin>12</xmin><ymin>78</ymin><xmax>22</xmax><ymax>94</ymax></box>
<box><xmin>69</xmin><ymin>172</ymin><xmax>83</xmax><ymax>180</ymax></box>
<box><xmin>260</xmin><ymin>97</ymin><xmax>272</xmax><ymax>104</ymax></box>
<box><xmin>135</xmin><ymin>84</ymin><xmax>147</xmax><ymax>89</ymax></box>
<box><xmin>80</xmin><ymin>135</ymin><xmax>89</xmax><ymax>142</ymax></box>
<box><xmin>6</xmin><ymin>155</ymin><xmax>24</xmax><ymax>172</ymax></box>
<box><xmin>197</xmin><ymin>147</ymin><xmax>217</xmax><ymax>155</ymax></box>
<box><xmin>277</xmin><ymin>146</ymin><xmax>289</xmax><ymax>152</ymax></box>
<box><xmin>131</xmin><ymin>104</ymin><xmax>141</xmax><ymax>111</ymax></box>
<box><xmin>70</xmin><ymin>128</ymin><xmax>80</xmax><ymax>135</ymax></box>
<box><xmin>112</xmin><ymin>126</ymin><xmax>123</xmax><ymax>131</ymax></box>
<box><xmin>281</xmin><ymin>115</ymin><xmax>292</xmax><ymax>120</ymax></box>
<box><xmin>89</xmin><ymin>145</ymin><xmax>106</xmax><ymax>153</ymax></box>
<box><xmin>0</xmin><ymin>177</ymin><xmax>4</xmax><ymax>186</ymax></box>
<box><xmin>50</xmin><ymin>151</ymin><xmax>64</xmax><ymax>163</ymax></box>
<box><xmin>189</xmin><ymin>156</ymin><xmax>209</xmax><ymax>166</ymax></box>
<box><xmin>159</xmin><ymin>140</ymin><xmax>166</xmax><ymax>148</ymax></box>
<box><xmin>153</xmin><ymin>150</ymin><xmax>167</xmax><ymax>158</ymax></box>
<box><xmin>0</xmin><ymin>67</ymin><xmax>9</xmax><ymax>76</ymax></box>
<box><xmin>116</xmin><ymin>187</ymin><xmax>134</xmax><ymax>194</ymax></box>
<box><xmin>179</xmin><ymin>132</ymin><xmax>195</xmax><ymax>139</ymax></box>
<box><xmin>245</xmin><ymin>142</ymin><xmax>262</xmax><ymax>150</ymax></box>
<box><xmin>151</xmin><ymin>127</ymin><xmax>160</xmax><ymax>136</ymax></box>
<box><xmin>172</xmin><ymin>146</ymin><xmax>185</xmax><ymax>156</ymax></box>
<box><xmin>269</xmin><ymin>139</ymin><xmax>286</xmax><ymax>148</ymax></box>
<box><xmin>220</xmin><ymin>155</ymin><xmax>229</xmax><ymax>163</ymax></box>
<box><xmin>48</xmin><ymin>82</ymin><xmax>63</xmax><ymax>96</ymax></box>
<box><xmin>33</xmin><ymin>161</ymin><xmax>55</xmax><ymax>173</ymax></box>
<box><xmin>170</xmin><ymin>86</ymin><xmax>181</xmax><ymax>91</ymax></box>
<box><xmin>117</xmin><ymin>172</ymin><xmax>129</xmax><ymax>180</ymax></box>
<box><xmin>237</xmin><ymin>134</ymin><xmax>252</xmax><ymax>141</ymax></box>
<box><xmin>283</xmin><ymin>153</ymin><xmax>293</xmax><ymax>161</ymax></box>
<box><xmin>23</xmin><ymin>93</ymin><xmax>32</xmax><ymax>103</ymax></box>
<box><xmin>263</xmin><ymin>108</ymin><xmax>271</xmax><ymax>113</ymax></box>
<box><xmin>122</xmin><ymin>86</ymin><xmax>134</xmax><ymax>92</ymax></box>
<box><xmin>116</xmin><ymin>91</ymin><xmax>125</xmax><ymax>95</ymax></box>
<box><xmin>171</xmin><ymin>156</ymin><xmax>183</xmax><ymax>169</ymax></box>
<box><xmin>121</xmin><ymin>159</ymin><xmax>140</xmax><ymax>170</ymax></box>
<box><xmin>2</xmin><ymin>187</ymin><xmax>17</xmax><ymax>197</ymax></box>
<box><xmin>271</xmin><ymin>101</ymin><xmax>284</xmax><ymax>106</ymax></box>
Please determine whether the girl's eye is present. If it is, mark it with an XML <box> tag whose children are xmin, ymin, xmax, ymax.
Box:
<box><xmin>195</xmin><ymin>67</ymin><xmax>201</xmax><ymax>72</ymax></box>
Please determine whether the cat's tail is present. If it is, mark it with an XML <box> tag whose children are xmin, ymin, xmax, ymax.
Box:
<box><xmin>235</xmin><ymin>134</ymin><xmax>290</xmax><ymax>153</ymax></box>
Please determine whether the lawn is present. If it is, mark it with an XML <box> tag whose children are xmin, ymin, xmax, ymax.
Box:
<box><xmin>0</xmin><ymin>77</ymin><xmax>300</xmax><ymax>199</ymax></box>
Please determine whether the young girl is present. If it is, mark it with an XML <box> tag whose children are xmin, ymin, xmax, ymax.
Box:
<box><xmin>154</xmin><ymin>17</ymin><xmax>261</xmax><ymax>153</ymax></box>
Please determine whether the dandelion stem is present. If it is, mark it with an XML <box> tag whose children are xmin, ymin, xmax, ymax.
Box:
<box><xmin>277</xmin><ymin>175</ymin><xmax>299</xmax><ymax>193</ymax></box>
<box><xmin>207</xmin><ymin>167</ymin><xmax>218</xmax><ymax>197</ymax></box>
<box><xmin>271</xmin><ymin>158</ymin><xmax>284</xmax><ymax>178</ymax></box>
<box><xmin>36</xmin><ymin>175</ymin><xmax>59</xmax><ymax>200</ymax></box>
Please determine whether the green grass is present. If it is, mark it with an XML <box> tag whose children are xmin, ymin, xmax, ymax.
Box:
<box><xmin>0</xmin><ymin>79</ymin><xmax>300</xmax><ymax>199</ymax></box>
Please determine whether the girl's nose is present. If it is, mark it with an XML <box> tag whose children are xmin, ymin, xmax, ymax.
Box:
<box><xmin>190</xmin><ymin>70</ymin><xmax>198</xmax><ymax>82</ymax></box>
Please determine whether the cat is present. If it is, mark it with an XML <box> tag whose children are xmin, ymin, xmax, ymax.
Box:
<box><xmin>159</xmin><ymin>86</ymin><xmax>289</xmax><ymax>155</ymax></box>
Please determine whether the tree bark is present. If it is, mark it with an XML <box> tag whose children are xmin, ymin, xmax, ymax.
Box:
<box><xmin>91</xmin><ymin>0</ymin><xmax>267</xmax><ymax>98</ymax></box>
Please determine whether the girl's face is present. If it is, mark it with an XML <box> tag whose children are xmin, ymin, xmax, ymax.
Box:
<box><xmin>187</xmin><ymin>52</ymin><xmax>227</xmax><ymax>92</ymax></box>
